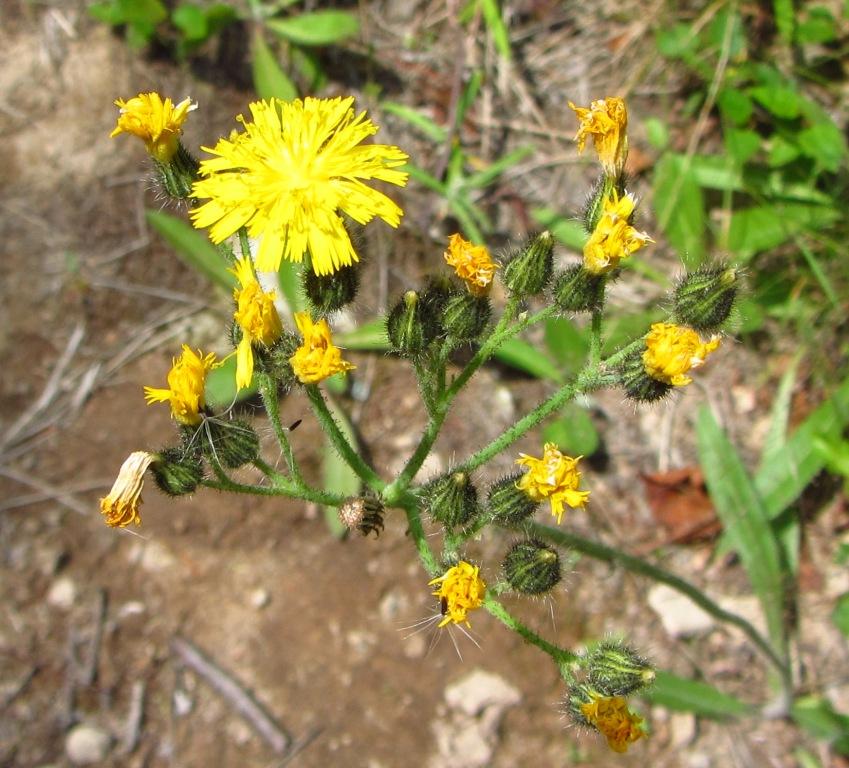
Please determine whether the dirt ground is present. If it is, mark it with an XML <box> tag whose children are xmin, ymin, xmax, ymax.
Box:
<box><xmin>2</xmin><ymin>2</ymin><xmax>848</xmax><ymax>767</ymax></box>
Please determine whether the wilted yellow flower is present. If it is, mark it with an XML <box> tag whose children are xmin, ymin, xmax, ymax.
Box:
<box><xmin>516</xmin><ymin>443</ymin><xmax>589</xmax><ymax>524</ymax></box>
<box><xmin>583</xmin><ymin>191</ymin><xmax>652</xmax><ymax>274</ymax></box>
<box><xmin>191</xmin><ymin>97</ymin><xmax>409</xmax><ymax>276</ymax></box>
<box><xmin>568</xmin><ymin>97</ymin><xmax>628</xmax><ymax>176</ymax></box>
<box><xmin>643</xmin><ymin>322</ymin><xmax>720</xmax><ymax>386</ymax></box>
<box><xmin>111</xmin><ymin>92</ymin><xmax>196</xmax><ymax>163</ymax></box>
<box><xmin>429</xmin><ymin>561</ymin><xmax>486</xmax><ymax>628</ymax></box>
<box><xmin>231</xmin><ymin>258</ymin><xmax>283</xmax><ymax>390</ymax></box>
<box><xmin>144</xmin><ymin>345</ymin><xmax>217</xmax><ymax>426</ymax></box>
<box><xmin>100</xmin><ymin>451</ymin><xmax>156</xmax><ymax>528</ymax></box>
<box><xmin>580</xmin><ymin>694</ymin><xmax>645</xmax><ymax>753</ymax></box>
<box><xmin>443</xmin><ymin>233</ymin><xmax>498</xmax><ymax>296</ymax></box>
<box><xmin>290</xmin><ymin>312</ymin><xmax>355</xmax><ymax>384</ymax></box>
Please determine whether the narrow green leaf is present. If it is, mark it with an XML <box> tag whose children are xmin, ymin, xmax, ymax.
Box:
<box><xmin>493</xmin><ymin>338</ymin><xmax>562</xmax><ymax>381</ymax></box>
<box><xmin>336</xmin><ymin>319</ymin><xmax>390</xmax><ymax>351</ymax></box>
<box><xmin>322</xmin><ymin>396</ymin><xmax>361</xmax><ymax>538</ymax></box>
<box><xmin>404</xmin><ymin>163</ymin><xmax>447</xmax><ymax>194</ymax></box>
<box><xmin>277</xmin><ymin>260</ymin><xmax>304</xmax><ymax>313</ymax></box>
<box><xmin>643</xmin><ymin>671</ymin><xmax>752</xmax><ymax>719</ymax></box>
<box><xmin>543</xmin><ymin>317</ymin><xmax>588</xmax><ymax>375</ymax></box>
<box><xmin>697</xmin><ymin>406</ymin><xmax>786</xmax><ymax>651</ymax></box>
<box><xmin>205</xmin><ymin>356</ymin><xmax>256</xmax><ymax>406</ymax></box>
<box><xmin>479</xmin><ymin>0</ymin><xmax>511</xmax><ymax>59</ymax></box>
<box><xmin>146</xmin><ymin>210</ymin><xmax>236</xmax><ymax>291</ymax></box>
<box><xmin>792</xmin><ymin>697</ymin><xmax>849</xmax><ymax>755</ymax></box>
<box><xmin>758</xmin><ymin>356</ymin><xmax>799</xmax><ymax>475</ymax></box>
<box><xmin>772</xmin><ymin>0</ymin><xmax>795</xmax><ymax>43</ymax></box>
<box><xmin>464</xmin><ymin>146</ymin><xmax>533</xmax><ymax>189</ymax></box>
<box><xmin>530</xmin><ymin>209</ymin><xmax>587</xmax><ymax>250</ymax></box>
<box><xmin>832</xmin><ymin>593</ymin><xmax>849</xmax><ymax>637</ymax></box>
<box><xmin>380</xmin><ymin>102</ymin><xmax>447</xmax><ymax>142</ymax></box>
<box><xmin>251</xmin><ymin>31</ymin><xmax>297</xmax><ymax>101</ymax></box>
<box><xmin>455</xmin><ymin>70</ymin><xmax>483</xmax><ymax>129</ymax></box>
<box><xmin>653</xmin><ymin>153</ymin><xmax>706</xmax><ymax>268</ymax></box>
<box><xmin>266</xmin><ymin>10</ymin><xmax>359</xmax><ymax>46</ymax></box>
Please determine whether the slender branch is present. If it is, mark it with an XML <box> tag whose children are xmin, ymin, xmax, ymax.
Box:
<box><xmin>484</xmin><ymin>595</ymin><xmax>575</xmax><ymax>666</ymax></box>
<box><xmin>588</xmin><ymin>307</ymin><xmax>603</xmax><ymax>368</ymax></box>
<box><xmin>401</xmin><ymin>499</ymin><xmax>441</xmax><ymax>576</ymax></box>
<box><xmin>257</xmin><ymin>373</ymin><xmax>302</xmax><ymax>483</ymax></box>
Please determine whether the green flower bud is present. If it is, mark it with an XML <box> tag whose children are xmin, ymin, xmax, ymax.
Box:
<box><xmin>203</xmin><ymin>419</ymin><xmax>260</xmax><ymax>469</ymax></box>
<box><xmin>422</xmin><ymin>471</ymin><xmax>479</xmax><ymax>529</ymax></box>
<box><xmin>564</xmin><ymin>683</ymin><xmax>598</xmax><ymax>727</ymax></box>
<box><xmin>386</xmin><ymin>291</ymin><xmax>437</xmax><ymax>356</ymax></box>
<box><xmin>486</xmin><ymin>473</ymin><xmax>538</xmax><ymax>525</ymax></box>
<box><xmin>441</xmin><ymin>292</ymin><xmax>491</xmax><ymax>343</ymax></box>
<box><xmin>151</xmin><ymin>447</ymin><xmax>203</xmax><ymax>496</ymax></box>
<box><xmin>155</xmin><ymin>143</ymin><xmax>199</xmax><ymax>200</ymax></box>
<box><xmin>338</xmin><ymin>496</ymin><xmax>385</xmax><ymax>537</ymax></box>
<box><xmin>584</xmin><ymin>641</ymin><xmax>655</xmax><ymax>696</ymax></box>
<box><xmin>553</xmin><ymin>265</ymin><xmax>606</xmax><ymax>313</ymax></box>
<box><xmin>582</xmin><ymin>174</ymin><xmax>617</xmax><ymax>233</ymax></box>
<box><xmin>501</xmin><ymin>231</ymin><xmax>555</xmax><ymax>297</ymax></box>
<box><xmin>303</xmin><ymin>263</ymin><xmax>360</xmax><ymax>316</ymax></box>
<box><xmin>266</xmin><ymin>331</ymin><xmax>301</xmax><ymax>390</ymax></box>
<box><xmin>673</xmin><ymin>265</ymin><xmax>738</xmax><ymax>332</ymax></box>
<box><xmin>503</xmin><ymin>539</ymin><xmax>561</xmax><ymax>595</ymax></box>
<box><xmin>618</xmin><ymin>349</ymin><xmax>672</xmax><ymax>403</ymax></box>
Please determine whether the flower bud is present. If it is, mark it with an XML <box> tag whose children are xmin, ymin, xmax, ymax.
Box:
<box><xmin>553</xmin><ymin>265</ymin><xmax>606</xmax><ymax>313</ymax></box>
<box><xmin>203</xmin><ymin>419</ymin><xmax>260</xmax><ymax>469</ymax></box>
<box><xmin>155</xmin><ymin>143</ymin><xmax>200</xmax><ymax>199</ymax></box>
<box><xmin>440</xmin><ymin>292</ymin><xmax>491</xmax><ymax>343</ymax></box>
<box><xmin>501</xmin><ymin>231</ymin><xmax>554</xmax><ymax>297</ymax></box>
<box><xmin>151</xmin><ymin>447</ymin><xmax>204</xmax><ymax>496</ymax></box>
<box><xmin>386</xmin><ymin>291</ymin><xmax>436</xmax><ymax>356</ymax></box>
<box><xmin>303</xmin><ymin>263</ymin><xmax>360</xmax><ymax>316</ymax></box>
<box><xmin>486</xmin><ymin>473</ymin><xmax>538</xmax><ymax>525</ymax></box>
<box><xmin>502</xmin><ymin>539</ymin><xmax>561</xmax><ymax>594</ymax></box>
<box><xmin>266</xmin><ymin>331</ymin><xmax>301</xmax><ymax>390</ymax></box>
<box><xmin>582</xmin><ymin>174</ymin><xmax>617</xmax><ymax>233</ymax></box>
<box><xmin>673</xmin><ymin>265</ymin><xmax>738</xmax><ymax>331</ymax></box>
<box><xmin>585</xmin><ymin>641</ymin><xmax>655</xmax><ymax>696</ymax></box>
<box><xmin>338</xmin><ymin>496</ymin><xmax>385</xmax><ymax>537</ymax></box>
<box><xmin>618</xmin><ymin>350</ymin><xmax>672</xmax><ymax>403</ymax></box>
<box><xmin>422</xmin><ymin>471</ymin><xmax>479</xmax><ymax>529</ymax></box>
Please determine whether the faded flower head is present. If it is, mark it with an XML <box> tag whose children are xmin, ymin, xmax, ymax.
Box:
<box><xmin>191</xmin><ymin>97</ymin><xmax>409</xmax><ymax>276</ymax></box>
<box><xmin>568</xmin><ymin>97</ymin><xmax>628</xmax><ymax>176</ymax></box>
<box><xmin>580</xmin><ymin>693</ymin><xmax>645</xmax><ymax>753</ymax></box>
<box><xmin>583</xmin><ymin>191</ymin><xmax>652</xmax><ymax>275</ymax></box>
<box><xmin>429</xmin><ymin>561</ymin><xmax>487</xmax><ymax>628</ymax></box>
<box><xmin>643</xmin><ymin>322</ymin><xmax>720</xmax><ymax>386</ymax></box>
<box><xmin>144</xmin><ymin>345</ymin><xmax>217</xmax><ymax>426</ymax></box>
<box><xmin>111</xmin><ymin>92</ymin><xmax>196</xmax><ymax>163</ymax></box>
<box><xmin>289</xmin><ymin>312</ymin><xmax>356</xmax><ymax>384</ymax></box>
<box><xmin>516</xmin><ymin>443</ymin><xmax>589</xmax><ymax>524</ymax></box>
<box><xmin>231</xmin><ymin>257</ymin><xmax>283</xmax><ymax>390</ymax></box>
<box><xmin>100</xmin><ymin>451</ymin><xmax>156</xmax><ymax>527</ymax></box>
<box><xmin>443</xmin><ymin>233</ymin><xmax>498</xmax><ymax>296</ymax></box>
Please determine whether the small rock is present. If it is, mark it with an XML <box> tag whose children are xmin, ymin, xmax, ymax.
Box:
<box><xmin>378</xmin><ymin>589</ymin><xmax>408</xmax><ymax>622</ymax></box>
<box><xmin>431</xmin><ymin>718</ymin><xmax>492</xmax><ymax>768</ymax></box>
<box><xmin>346</xmin><ymin>630</ymin><xmax>377</xmax><ymax>659</ymax></box>
<box><xmin>173</xmin><ymin>689</ymin><xmax>193</xmax><ymax>717</ymax></box>
<box><xmin>716</xmin><ymin>594</ymin><xmax>767</xmax><ymax>637</ymax></box>
<box><xmin>444</xmin><ymin>669</ymin><xmax>521</xmax><ymax>717</ymax></box>
<box><xmin>402</xmin><ymin>633</ymin><xmax>427</xmax><ymax>659</ymax></box>
<box><xmin>249</xmin><ymin>588</ymin><xmax>270</xmax><ymax>609</ymax></box>
<box><xmin>47</xmin><ymin>577</ymin><xmax>77</xmax><ymax>610</ymax></box>
<box><xmin>117</xmin><ymin>601</ymin><xmax>146</xmax><ymax>620</ymax></box>
<box><xmin>669</xmin><ymin>712</ymin><xmax>697</xmax><ymax>748</ymax></box>
<box><xmin>491</xmin><ymin>386</ymin><xmax>515</xmax><ymax>424</ymax></box>
<box><xmin>648</xmin><ymin>585</ymin><xmax>715</xmax><ymax>638</ymax></box>
<box><xmin>127</xmin><ymin>541</ymin><xmax>176</xmax><ymax>572</ymax></box>
<box><xmin>686</xmin><ymin>752</ymin><xmax>712</xmax><ymax>768</ymax></box>
<box><xmin>65</xmin><ymin>724</ymin><xmax>112</xmax><ymax>765</ymax></box>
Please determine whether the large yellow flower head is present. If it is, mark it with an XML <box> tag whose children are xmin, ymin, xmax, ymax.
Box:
<box><xmin>144</xmin><ymin>345</ymin><xmax>218</xmax><ymax>426</ymax></box>
<box><xmin>290</xmin><ymin>312</ymin><xmax>355</xmax><ymax>384</ymax></box>
<box><xmin>583</xmin><ymin>191</ymin><xmax>653</xmax><ymax>274</ymax></box>
<box><xmin>231</xmin><ymin>258</ymin><xmax>283</xmax><ymax>390</ymax></box>
<box><xmin>516</xmin><ymin>443</ymin><xmax>589</xmax><ymax>524</ymax></box>
<box><xmin>643</xmin><ymin>322</ymin><xmax>720</xmax><ymax>387</ymax></box>
<box><xmin>429</xmin><ymin>561</ymin><xmax>486</xmax><ymax>628</ymax></box>
<box><xmin>111</xmin><ymin>92</ymin><xmax>196</xmax><ymax>163</ymax></box>
<box><xmin>580</xmin><ymin>694</ymin><xmax>645</xmax><ymax>753</ymax></box>
<box><xmin>191</xmin><ymin>97</ymin><xmax>409</xmax><ymax>276</ymax></box>
<box><xmin>568</xmin><ymin>97</ymin><xmax>628</xmax><ymax>176</ymax></box>
<box><xmin>443</xmin><ymin>233</ymin><xmax>498</xmax><ymax>296</ymax></box>
<box><xmin>100</xmin><ymin>451</ymin><xmax>156</xmax><ymax>528</ymax></box>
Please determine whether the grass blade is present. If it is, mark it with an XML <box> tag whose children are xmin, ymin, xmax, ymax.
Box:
<box><xmin>643</xmin><ymin>671</ymin><xmax>753</xmax><ymax>719</ymax></box>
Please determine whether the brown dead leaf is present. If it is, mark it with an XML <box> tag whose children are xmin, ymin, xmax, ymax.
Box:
<box><xmin>642</xmin><ymin>466</ymin><xmax>722</xmax><ymax>545</ymax></box>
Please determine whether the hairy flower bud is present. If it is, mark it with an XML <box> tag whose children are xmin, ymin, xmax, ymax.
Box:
<box><xmin>155</xmin><ymin>144</ymin><xmax>200</xmax><ymax>199</ymax></box>
<box><xmin>203</xmin><ymin>419</ymin><xmax>260</xmax><ymax>469</ymax></box>
<box><xmin>422</xmin><ymin>471</ymin><xmax>479</xmax><ymax>529</ymax></box>
<box><xmin>440</xmin><ymin>292</ymin><xmax>491</xmax><ymax>343</ymax></box>
<box><xmin>303</xmin><ymin>263</ymin><xmax>360</xmax><ymax>316</ymax></box>
<box><xmin>501</xmin><ymin>231</ymin><xmax>554</xmax><ymax>297</ymax></box>
<box><xmin>553</xmin><ymin>265</ymin><xmax>606</xmax><ymax>313</ymax></box>
<box><xmin>338</xmin><ymin>496</ymin><xmax>385</xmax><ymax>537</ymax></box>
<box><xmin>673</xmin><ymin>265</ymin><xmax>738</xmax><ymax>331</ymax></box>
<box><xmin>151</xmin><ymin>447</ymin><xmax>204</xmax><ymax>496</ymax></box>
<box><xmin>486</xmin><ymin>473</ymin><xmax>539</xmax><ymax>525</ymax></box>
<box><xmin>387</xmin><ymin>291</ymin><xmax>437</xmax><ymax>356</ymax></box>
<box><xmin>582</xmin><ymin>174</ymin><xmax>617</xmax><ymax>233</ymax></box>
<box><xmin>618</xmin><ymin>349</ymin><xmax>672</xmax><ymax>403</ymax></box>
<box><xmin>584</xmin><ymin>641</ymin><xmax>655</xmax><ymax>696</ymax></box>
<box><xmin>266</xmin><ymin>331</ymin><xmax>301</xmax><ymax>390</ymax></box>
<box><xmin>503</xmin><ymin>539</ymin><xmax>562</xmax><ymax>594</ymax></box>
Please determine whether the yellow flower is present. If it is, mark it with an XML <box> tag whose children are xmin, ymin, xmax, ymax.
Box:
<box><xmin>289</xmin><ymin>312</ymin><xmax>355</xmax><ymax>384</ymax></box>
<box><xmin>516</xmin><ymin>443</ymin><xmax>589</xmax><ymax>524</ymax></box>
<box><xmin>568</xmin><ymin>97</ymin><xmax>628</xmax><ymax>176</ymax></box>
<box><xmin>144</xmin><ymin>345</ymin><xmax>218</xmax><ymax>426</ymax></box>
<box><xmin>100</xmin><ymin>451</ymin><xmax>156</xmax><ymax>528</ymax></box>
<box><xmin>443</xmin><ymin>233</ymin><xmax>498</xmax><ymax>296</ymax></box>
<box><xmin>583</xmin><ymin>191</ymin><xmax>653</xmax><ymax>274</ymax></box>
<box><xmin>111</xmin><ymin>92</ymin><xmax>196</xmax><ymax>163</ymax></box>
<box><xmin>643</xmin><ymin>322</ymin><xmax>721</xmax><ymax>386</ymax></box>
<box><xmin>429</xmin><ymin>561</ymin><xmax>486</xmax><ymax>628</ymax></box>
<box><xmin>230</xmin><ymin>257</ymin><xmax>283</xmax><ymax>390</ymax></box>
<box><xmin>580</xmin><ymin>694</ymin><xmax>645</xmax><ymax>753</ymax></box>
<box><xmin>191</xmin><ymin>97</ymin><xmax>409</xmax><ymax>276</ymax></box>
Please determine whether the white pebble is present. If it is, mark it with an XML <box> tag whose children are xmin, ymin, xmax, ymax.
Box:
<box><xmin>47</xmin><ymin>577</ymin><xmax>77</xmax><ymax>610</ymax></box>
<box><xmin>65</xmin><ymin>724</ymin><xmax>112</xmax><ymax>765</ymax></box>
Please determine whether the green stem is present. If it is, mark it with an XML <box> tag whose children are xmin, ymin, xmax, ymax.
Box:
<box><xmin>401</xmin><ymin>499</ymin><xmax>440</xmax><ymax>577</ymax></box>
<box><xmin>484</xmin><ymin>595</ymin><xmax>575</xmax><ymax>666</ymax></box>
<box><xmin>257</xmin><ymin>373</ymin><xmax>302</xmax><ymax>483</ymax></box>
<box><xmin>588</xmin><ymin>307</ymin><xmax>603</xmax><ymax>368</ymax></box>
<box><xmin>525</xmin><ymin>521</ymin><xmax>790</xmax><ymax>676</ymax></box>
<box><xmin>238</xmin><ymin>228</ymin><xmax>252</xmax><ymax>260</ymax></box>
<box><xmin>304</xmin><ymin>384</ymin><xmax>384</xmax><ymax>493</ymax></box>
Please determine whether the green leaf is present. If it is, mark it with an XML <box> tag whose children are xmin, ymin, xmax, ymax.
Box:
<box><xmin>493</xmin><ymin>338</ymin><xmax>562</xmax><ymax>381</ymax></box>
<box><xmin>814</xmin><ymin>434</ymin><xmax>849</xmax><ymax>476</ymax></box>
<box><xmin>727</xmin><ymin>203</ymin><xmax>839</xmax><ymax>260</ymax></box>
<box><xmin>464</xmin><ymin>146</ymin><xmax>533</xmax><ymax>189</ymax></box>
<box><xmin>697</xmin><ymin>406</ymin><xmax>786</xmax><ymax>650</ymax></box>
<box><xmin>797</xmin><ymin>121</ymin><xmax>847</xmax><ymax>173</ymax></box>
<box><xmin>543</xmin><ymin>317</ymin><xmax>588</xmax><ymax>375</ymax></box>
<box><xmin>601</xmin><ymin>309</ymin><xmax>664</xmax><ymax>354</ymax></box>
<box><xmin>531</xmin><ymin>209</ymin><xmax>587</xmax><ymax>250</ymax></box>
<box><xmin>796</xmin><ymin>7</ymin><xmax>838</xmax><ymax>43</ymax></box>
<box><xmin>205</xmin><ymin>356</ymin><xmax>256</xmax><ymax>407</ymax></box>
<box><xmin>655</xmin><ymin>23</ymin><xmax>696</xmax><ymax>58</ymax></box>
<box><xmin>653</xmin><ymin>153</ymin><xmax>706</xmax><ymax>268</ymax></box>
<box><xmin>724</xmin><ymin>129</ymin><xmax>761</xmax><ymax>165</ymax></box>
<box><xmin>322</xmin><ymin>396</ymin><xmax>361</xmax><ymax>538</ymax></box>
<box><xmin>251</xmin><ymin>31</ymin><xmax>298</xmax><ymax>101</ymax></box>
<box><xmin>479</xmin><ymin>0</ymin><xmax>511</xmax><ymax>59</ymax></box>
<box><xmin>277</xmin><ymin>259</ymin><xmax>304</xmax><ymax>313</ymax></box>
<box><xmin>687</xmin><ymin>154</ymin><xmax>743</xmax><ymax>190</ymax></box>
<box><xmin>792</xmin><ymin>697</ymin><xmax>849</xmax><ymax>755</ymax></box>
<box><xmin>832</xmin><ymin>593</ymin><xmax>849</xmax><ymax>637</ymax></box>
<box><xmin>643</xmin><ymin>671</ymin><xmax>752</xmax><ymax>719</ymax></box>
<box><xmin>455</xmin><ymin>70</ymin><xmax>483</xmax><ymax>129</ymax></box>
<box><xmin>767</xmin><ymin>134</ymin><xmax>801</xmax><ymax>167</ymax></box>
<box><xmin>336</xmin><ymin>319</ymin><xmax>390</xmax><ymax>351</ymax></box>
<box><xmin>644</xmin><ymin>117</ymin><xmax>669</xmax><ymax>150</ymax></box>
<box><xmin>171</xmin><ymin>3</ymin><xmax>208</xmax><ymax>42</ymax></box>
<box><xmin>266</xmin><ymin>10</ymin><xmax>359</xmax><ymax>46</ymax></box>
<box><xmin>758</xmin><ymin>357</ymin><xmax>800</xmax><ymax>475</ymax></box>
<box><xmin>749</xmin><ymin>86</ymin><xmax>802</xmax><ymax>119</ymax></box>
<box><xmin>380</xmin><ymin>102</ymin><xmax>447</xmax><ymax>142</ymax></box>
<box><xmin>543</xmin><ymin>405</ymin><xmax>599</xmax><ymax>457</ymax></box>
<box><xmin>773</xmin><ymin>0</ymin><xmax>795</xmax><ymax>43</ymax></box>
<box><xmin>717</xmin><ymin>89</ymin><xmax>753</xmax><ymax>126</ymax></box>
<box><xmin>145</xmin><ymin>210</ymin><xmax>236</xmax><ymax>291</ymax></box>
